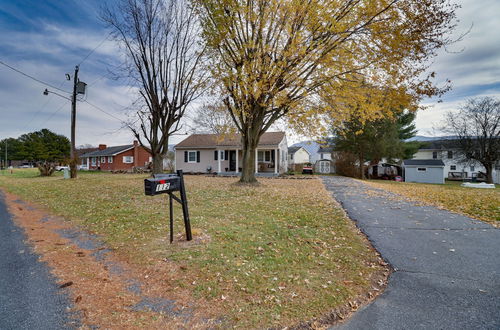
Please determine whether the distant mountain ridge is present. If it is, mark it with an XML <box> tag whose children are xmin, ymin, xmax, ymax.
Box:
<box><xmin>406</xmin><ymin>135</ymin><xmax>459</xmax><ymax>142</ymax></box>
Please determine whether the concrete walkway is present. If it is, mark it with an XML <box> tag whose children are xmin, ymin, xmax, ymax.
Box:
<box><xmin>322</xmin><ymin>176</ymin><xmax>500</xmax><ymax>330</ymax></box>
<box><xmin>0</xmin><ymin>192</ymin><xmax>76</xmax><ymax>329</ymax></box>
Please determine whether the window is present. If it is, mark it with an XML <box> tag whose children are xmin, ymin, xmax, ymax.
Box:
<box><xmin>188</xmin><ymin>151</ymin><xmax>197</xmax><ymax>163</ymax></box>
<box><xmin>258</xmin><ymin>150</ymin><xmax>272</xmax><ymax>162</ymax></box>
<box><xmin>108</xmin><ymin>156</ymin><xmax>113</xmax><ymax>163</ymax></box>
<box><xmin>470</xmin><ymin>166</ymin><xmax>475</xmax><ymax>172</ymax></box>
<box><xmin>101</xmin><ymin>157</ymin><xmax>106</xmax><ymax>163</ymax></box>
<box><xmin>450</xmin><ymin>165</ymin><xmax>456</xmax><ymax>171</ymax></box>
<box><xmin>432</xmin><ymin>151</ymin><xmax>438</xmax><ymax>159</ymax></box>
<box><xmin>290</xmin><ymin>153</ymin><xmax>293</xmax><ymax>160</ymax></box>
<box><xmin>417</xmin><ymin>168</ymin><xmax>427</xmax><ymax>172</ymax></box>
<box><xmin>257</xmin><ymin>150</ymin><xmax>272</xmax><ymax>163</ymax></box>
<box><xmin>447</xmin><ymin>151</ymin><xmax>453</xmax><ymax>159</ymax></box>
<box><xmin>123</xmin><ymin>156</ymin><xmax>134</xmax><ymax>164</ymax></box>
<box><xmin>91</xmin><ymin>157</ymin><xmax>96</xmax><ymax>165</ymax></box>
<box><xmin>220</xmin><ymin>150</ymin><xmax>225</xmax><ymax>160</ymax></box>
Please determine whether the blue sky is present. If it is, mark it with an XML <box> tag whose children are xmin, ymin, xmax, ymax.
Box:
<box><xmin>0</xmin><ymin>0</ymin><xmax>499</xmax><ymax>146</ymax></box>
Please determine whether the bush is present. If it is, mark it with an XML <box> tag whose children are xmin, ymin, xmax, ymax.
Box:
<box><xmin>334</xmin><ymin>152</ymin><xmax>359</xmax><ymax>178</ymax></box>
<box><xmin>37</xmin><ymin>162</ymin><xmax>55</xmax><ymax>177</ymax></box>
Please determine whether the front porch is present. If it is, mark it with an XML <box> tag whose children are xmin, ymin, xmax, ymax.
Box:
<box><xmin>215</xmin><ymin>148</ymin><xmax>281</xmax><ymax>175</ymax></box>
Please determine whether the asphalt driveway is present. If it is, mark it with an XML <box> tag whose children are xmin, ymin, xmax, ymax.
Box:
<box><xmin>322</xmin><ymin>176</ymin><xmax>500</xmax><ymax>330</ymax></box>
<box><xmin>0</xmin><ymin>192</ymin><xmax>76</xmax><ymax>329</ymax></box>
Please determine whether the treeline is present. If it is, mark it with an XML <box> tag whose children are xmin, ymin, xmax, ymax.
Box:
<box><xmin>1</xmin><ymin>129</ymin><xmax>70</xmax><ymax>164</ymax></box>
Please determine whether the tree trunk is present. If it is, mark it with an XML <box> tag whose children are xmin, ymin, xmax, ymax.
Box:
<box><xmin>485</xmin><ymin>163</ymin><xmax>493</xmax><ymax>184</ymax></box>
<box><xmin>152</xmin><ymin>154</ymin><xmax>163</xmax><ymax>174</ymax></box>
<box><xmin>239</xmin><ymin>130</ymin><xmax>260</xmax><ymax>184</ymax></box>
<box><xmin>358</xmin><ymin>152</ymin><xmax>365</xmax><ymax>179</ymax></box>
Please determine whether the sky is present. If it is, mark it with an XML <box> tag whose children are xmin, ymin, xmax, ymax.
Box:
<box><xmin>0</xmin><ymin>0</ymin><xmax>499</xmax><ymax>147</ymax></box>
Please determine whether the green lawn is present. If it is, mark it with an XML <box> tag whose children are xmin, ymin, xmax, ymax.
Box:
<box><xmin>0</xmin><ymin>170</ymin><xmax>385</xmax><ymax>328</ymax></box>
<box><xmin>365</xmin><ymin>179</ymin><xmax>500</xmax><ymax>225</ymax></box>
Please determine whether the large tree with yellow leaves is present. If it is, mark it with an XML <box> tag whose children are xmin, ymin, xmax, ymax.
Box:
<box><xmin>196</xmin><ymin>0</ymin><xmax>458</xmax><ymax>183</ymax></box>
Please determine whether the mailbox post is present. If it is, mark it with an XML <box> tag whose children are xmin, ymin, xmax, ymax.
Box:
<box><xmin>144</xmin><ymin>170</ymin><xmax>192</xmax><ymax>243</ymax></box>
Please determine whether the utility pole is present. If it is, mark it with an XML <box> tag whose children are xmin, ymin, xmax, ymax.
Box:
<box><xmin>70</xmin><ymin>65</ymin><xmax>79</xmax><ymax>179</ymax></box>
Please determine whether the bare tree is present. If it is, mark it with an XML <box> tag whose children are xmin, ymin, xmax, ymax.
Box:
<box><xmin>103</xmin><ymin>0</ymin><xmax>206</xmax><ymax>173</ymax></box>
<box><xmin>190</xmin><ymin>102</ymin><xmax>235</xmax><ymax>135</ymax></box>
<box><xmin>444</xmin><ymin>97</ymin><xmax>500</xmax><ymax>183</ymax></box>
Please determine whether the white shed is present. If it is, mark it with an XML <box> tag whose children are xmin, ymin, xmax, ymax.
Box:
<box><xmin>403</xmin><ymin>159</ymin><xmax>445</xmax><ymax>184</ymax></box>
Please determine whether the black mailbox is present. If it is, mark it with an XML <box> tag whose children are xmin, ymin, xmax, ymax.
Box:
<box><xmin>144</xmin><ymin>170</ymin><xmax>192</xmax><ymax>243</ymax></box>
<box><xmin>144</xmin><ymin>174</ymin><xmax>181</xmax><ymax>195</ymax></box>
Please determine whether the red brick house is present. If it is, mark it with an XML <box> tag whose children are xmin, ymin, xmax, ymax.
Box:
<box><xmin>80</xmin><ymin>141</ymin><xmax>152</xmax><ymax>171</ymax></box>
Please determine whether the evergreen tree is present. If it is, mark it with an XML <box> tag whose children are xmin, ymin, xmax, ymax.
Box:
<box><xmin>332</xmin><ymin>110</ymin><xmax>420</xmax><ymax>178</ymax></box>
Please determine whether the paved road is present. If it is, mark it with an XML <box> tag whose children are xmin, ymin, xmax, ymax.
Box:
<box><xmin>0</xmin><ymin>192</ymin><xmax>76</xmax><ymax>329</ymax></box>
<box><xmin>322</xmin><ymin>176</ymin><xmax>500</xmax><ymax>330</ymax></box>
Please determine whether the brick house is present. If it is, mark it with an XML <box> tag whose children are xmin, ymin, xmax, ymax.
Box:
<box><xmin>80</xmin><ymin>141</ymin><xmax>152</xmax><ymax>171</ymax></box>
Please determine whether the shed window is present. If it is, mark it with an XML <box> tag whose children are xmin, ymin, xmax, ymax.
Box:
<box><xmin>100</xmin><ymin>157</ymin><xmax>106</xmax><ymax>163</ymax></box>
<box><xmin>447</xmin><ymin>151</ymin><xmax>453</xmax><ymax>159</ymax></box>
<box><xmin>417</xmin><ymin>168</ymin><xmax>427</xmax><ymax>172</ymax></box>
<box><xmin>108</xmin><ymin>156</ymin><xmax>113</xmax><ymax>163</ymax></box>
<box><xmin>450</xmin><ymin>165</ymin><xmax>456</xmax><ymax>170</ymax></box>
<box><xmin>91</xmin><ymin>157</ymin><xmax>96</xmax><ymax>165</ymax></box>
<box><xmin>432</xmin><ymin>151</ymin><xmax>438</xmax><ymax>159</ymax></box>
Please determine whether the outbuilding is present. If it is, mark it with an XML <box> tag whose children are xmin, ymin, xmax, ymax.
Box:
<box><xmin>403</xmin><ymin>159</ymin><xmax>445</xmax><ymax>184</ymax></box>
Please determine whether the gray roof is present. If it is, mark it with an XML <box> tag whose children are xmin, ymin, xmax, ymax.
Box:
<box><xmin>288</xmin><ymin>146</ymin><xmax>309</xmax><ymax>154</ymax></box>
<box><xmin>318</xmin><ymin>146</ymin><xmax>334</xmax><ymax>153</ymax></box>
<box><xmin>81</xmin><ymin>144</ymin><xmax>133</xmax><ymax>157</ymax></box>
<box><xmin>403</xmin><ymin>159</ymin><xmax>445</xmax><ymax>166</ymax></box>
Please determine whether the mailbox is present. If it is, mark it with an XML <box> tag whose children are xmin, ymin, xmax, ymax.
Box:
<box><xmin>144</xmin><ymin>170</ymin><xmax>192</xmax><ymax>243</ymax></box>
<box><xmin>144</xmin><ymin>174</ymin><xmax>181</xmax><ymax>195</ymax></box>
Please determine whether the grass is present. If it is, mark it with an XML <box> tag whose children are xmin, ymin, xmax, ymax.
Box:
<box><xmin>0</xmin><ymin>169</ymin><xmax>385</xmax><ymax>327</ymax></box>
<box><xmin>365</xmin><ymin>179</ymin><xmax>500</xmax><ymax>225</ymax></box>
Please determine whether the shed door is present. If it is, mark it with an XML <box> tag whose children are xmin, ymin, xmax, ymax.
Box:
<box><xmin>319</xmin><ymin>161</ymin><xmax>330</xmax><ymax>173</ymax></box>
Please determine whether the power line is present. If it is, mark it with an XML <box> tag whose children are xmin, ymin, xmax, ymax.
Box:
<box><xmin>83</xmin><ymin>100</ymin><xmax>129</xmax><ymax>123</ymax></box>
<box><xmin>78</xmin><ymin>32</ymin><xmax>112</xmax><ymax>67</ymax></box>
<box><xmin>0</xmin><ymin>60</ymin><xmax>71</xmax><ymax>94</ymax></box>
<box><xmin>38</xmin><ymin>100</ymin><xmax>71</xmax><ymax>127</ymax></box>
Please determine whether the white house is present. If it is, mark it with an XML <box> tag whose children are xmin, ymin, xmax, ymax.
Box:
<box><xmin>174</xmin><ymin>132</ymin><xmax>288</xmax><ymax>175</ymax></box>
<box><xmin>412</xmin><ymin>139</ymin><xmax>499</xmax><ymax>183</ymax></box>
<box><xmin>288</xmin><ymin>146</ymin><xmax>310</xmax><ymax>164</ymax></box>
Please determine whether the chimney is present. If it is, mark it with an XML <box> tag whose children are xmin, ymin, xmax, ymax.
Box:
<box><xmin>133</xmin><ymin>140</ymin><xmax>139</xmax><ymax>167</ymax></box>
<box><xmin>98</xmin><ymin>144</ymin><xmax>107</xmax><ymax>150</ymax></box>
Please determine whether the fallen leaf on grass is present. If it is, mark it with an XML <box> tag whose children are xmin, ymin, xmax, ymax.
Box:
<box><xmin>59</xmin><ymin>281</ymin><xmax>73</xmax><ymax>289</ymax></box>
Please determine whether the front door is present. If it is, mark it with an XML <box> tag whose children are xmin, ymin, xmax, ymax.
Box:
<box><xmin>229</xmin><ymin>150</ymin><xmax>236</xmax><ymax>171</ymax></box>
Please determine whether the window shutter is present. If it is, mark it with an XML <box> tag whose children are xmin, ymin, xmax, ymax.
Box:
<box><xmin>184</xmin><ymin>151</ymin><xmax>188</xmax><ymax>162</ymax></box>
<box><xmin>197</xmin><ymin>151</ymin><xmax>201</xmax><ymax>163</ymax></box>
<box><xmin>214</xmin><ymin>150</ymin><xmax>218</xmax><ymax>160</ymax></box>
<box><xmin>225</xmin><ymin>150</ymin><xmax>228</xmax><ymax>160</ymax></box>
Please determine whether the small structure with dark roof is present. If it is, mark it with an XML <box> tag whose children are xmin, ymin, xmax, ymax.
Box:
<box><xmin>80</xmin><ymin>141</ymin><xmax>152</xmax><ymax>171</ymax></box>
<box><xmin>175</xmin><ymin>132</ymin><xmax>288</xmax><ymax>175</ymax></box>
<box><xmin>403</xmin><ymin>159</ymin><xmax>445</xmax><ymax>184</ymax></box>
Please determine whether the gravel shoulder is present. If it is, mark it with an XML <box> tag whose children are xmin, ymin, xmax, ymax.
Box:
<box><xmin>322</xmin><ymin>176</ymin><xmax>500</xmax><ymax>330</ymax></box>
